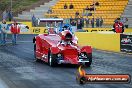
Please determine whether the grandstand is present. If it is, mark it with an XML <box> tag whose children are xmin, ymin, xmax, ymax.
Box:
<box><xmin>16</xmin><ymin>0</ymin><xmax>132</xmax><ymax>29</ymax></box>
<box><xmin>45</xmin><ymin>0</ymin><xmax>128</xmax><ymax>26</ymax></box>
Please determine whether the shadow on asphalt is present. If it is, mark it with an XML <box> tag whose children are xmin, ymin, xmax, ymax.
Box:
<box><xmin>35</xmin><ymin>60</ymin><xmax>92</xmax><ymax>69</ymax></box>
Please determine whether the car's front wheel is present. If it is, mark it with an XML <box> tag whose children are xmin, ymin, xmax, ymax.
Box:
<box><xmin>48</xmin><ymin>51</ymin><xmax>57</xmax><ymax>67</ymax></box>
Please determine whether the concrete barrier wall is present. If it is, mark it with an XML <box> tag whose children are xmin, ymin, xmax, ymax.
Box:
<box><xmin>83</xmin><ymin>28</ymin><xmax>132</xmax><ymax>33</ymax></box>
<box><xmin>2</xmin><ymin>21</ymin><xmax>132</xmax><ymax>34</ymax></box>
<box><xmin>75</xmin><ymin>32</ymin><xmax>121</xmax><ymax>52</ymax></box>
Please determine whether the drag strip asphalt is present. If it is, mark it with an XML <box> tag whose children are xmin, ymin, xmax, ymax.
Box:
<box><xmin>0</xmin><ymin>34</ymin><xmax>132</xmax><ymax>88</ymax></box>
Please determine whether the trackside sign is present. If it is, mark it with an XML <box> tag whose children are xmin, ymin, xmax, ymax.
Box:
<box><xmin>120</xmin><ymin>34</ymin><xmax>132</xmax><ymax>53</ymax></box>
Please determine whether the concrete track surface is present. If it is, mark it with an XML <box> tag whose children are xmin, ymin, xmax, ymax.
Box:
<box><xmin>0</xmin><ymin>34</ymin><xmax>132</xmax><ymax>88</ymax></box>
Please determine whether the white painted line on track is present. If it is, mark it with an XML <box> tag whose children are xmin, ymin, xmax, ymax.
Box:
<box><xmin>0</xmin><ymin>78</ymin><xmax>9</xmax><ymax>88</ymax></box>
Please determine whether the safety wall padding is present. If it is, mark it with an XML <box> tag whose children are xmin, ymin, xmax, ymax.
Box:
<box><xmin>75</xmin><ymin>32</ymin><xmax>120</xmax><ymax>52</ymax></box>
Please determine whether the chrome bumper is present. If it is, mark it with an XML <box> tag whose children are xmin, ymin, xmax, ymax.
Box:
<box><xmin>58</xmin><ymin>60</ymin><xmax>71</xmax><ymax>64</ymax></box>
<box><xmin>78</xmin><ymin>59</ymin><xmax>89</xmax><ymax>62</ymax></box>
<box><xmin>58</xmin><ymin>59</ymin><xmax>89</xmax><ymax>64</ymax></box>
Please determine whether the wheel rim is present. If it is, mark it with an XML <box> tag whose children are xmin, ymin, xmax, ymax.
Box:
<box><xmin>49</xmin><ymin>54</ymin><xmax>52</xmax><ymax>66</ymax></box>
<box><xmin>34</xmin><ymin>50</ymin><xmax>37</xmax><ymax>60</ymax></box>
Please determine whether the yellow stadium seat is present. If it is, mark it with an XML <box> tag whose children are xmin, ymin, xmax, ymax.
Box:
<box><xmin>46</xmin><ymin>0</ymin><xmax>128</xmax><ymax>25</ymax></box>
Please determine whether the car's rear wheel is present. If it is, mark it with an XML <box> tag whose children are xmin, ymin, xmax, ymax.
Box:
<box><xmin>48</xmin><ymin>51</ymin><xmax>57</xmax><ymax>67</ymax></box>
<box><xmin>34</xmin><ymin>44</ymin><xmax>41</xmax><ymax>62</ymax></box>
<box><xmin>85</xmin><ymin>53</ymin><xmax>92</xmax><ymax>67</ymax></box>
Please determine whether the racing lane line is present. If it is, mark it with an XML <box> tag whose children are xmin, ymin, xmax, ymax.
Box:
<box><xmin>0</xmin><ymin>67</ymin><xmax>18</xmax><ymax>88</ymax></box>
<box><xmin>0</xmin><ymin>49</ymin><xmax>40</xmax><ymax>88</ymax></box>
<box><xmin>0</xmin><ymin>78</ymin><xmax>9</xmax><ymax>88</ymax></box>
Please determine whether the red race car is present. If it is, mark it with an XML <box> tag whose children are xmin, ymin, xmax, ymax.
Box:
<box><xmin>33</xmin><ymin>30</ymin><xmax>92</xmax><ymax>67</ymax></box>
<box><xmin>33</xmin><ymin>18</ymin><xmax>92</xmax><ymax>67</ymax></box>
